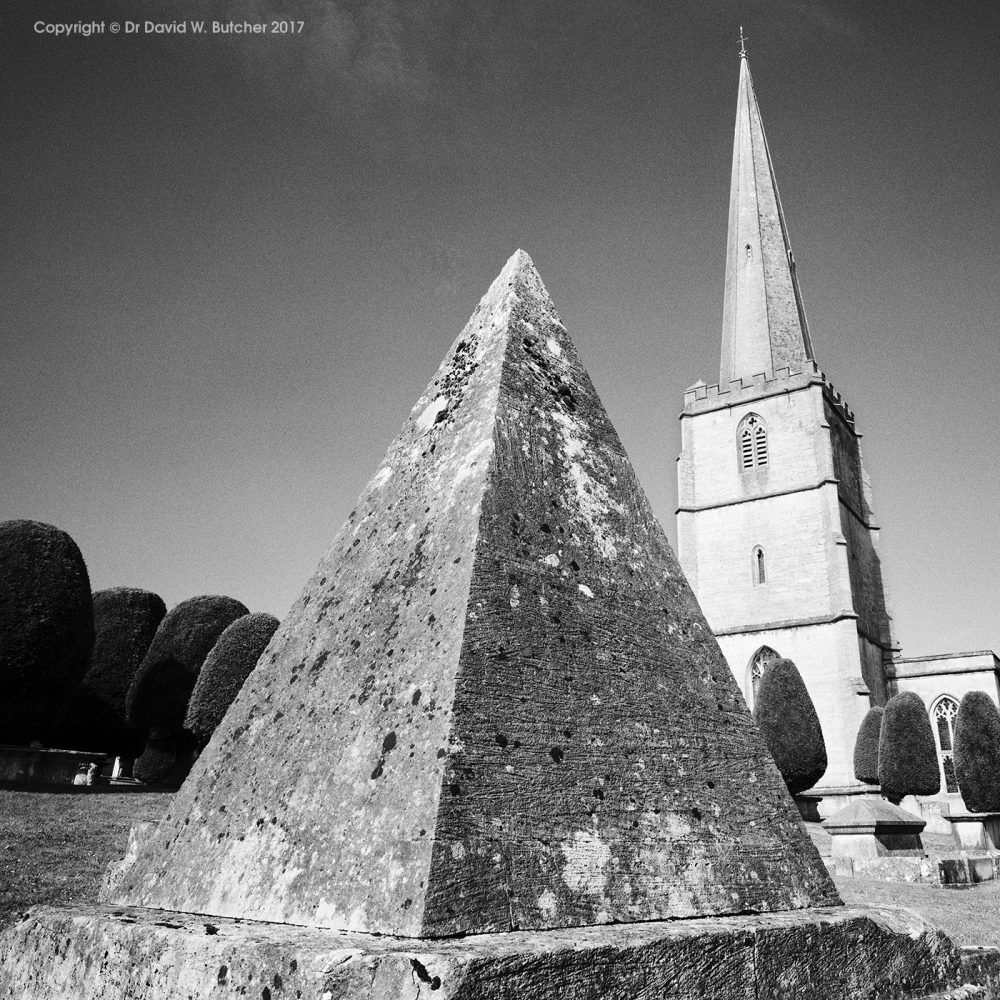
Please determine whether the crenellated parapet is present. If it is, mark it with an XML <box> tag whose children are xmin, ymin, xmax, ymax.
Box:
<box><xmin>682</xmin><ymin>360</ymin><xmax>855</xmax><ymax>426</ymax></box>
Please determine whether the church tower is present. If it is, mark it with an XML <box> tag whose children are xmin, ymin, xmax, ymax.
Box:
<box><xmin>676</xmin><ymin>48</ymin><xmax>895</xmax><ymax>790</ymax></box>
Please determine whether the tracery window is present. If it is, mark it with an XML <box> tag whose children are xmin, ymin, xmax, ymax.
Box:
<box><xmin>738</xmin><ymin>413</ymin><xmax>768</xmax><ymax>471</ymax></box>
<box><xmin>931</xmin><ymin>696</ymin><xmax>960</xmax><ymax>794</ymax></box>
<box><xmin>748</xmin><ymin>646</ymin><xmax>780</xmax><ymax>707</ymax></box>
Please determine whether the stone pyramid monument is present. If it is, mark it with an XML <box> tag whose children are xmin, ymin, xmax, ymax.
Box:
<box><xmin>0</xmin><ymin>252</ymin><xmax>977</xmax><ymax>999</ymax></box>
<box><xmin>107</xmin><ymin>250</ymin><xmax>836</xmax><ymax>934</ymax></box>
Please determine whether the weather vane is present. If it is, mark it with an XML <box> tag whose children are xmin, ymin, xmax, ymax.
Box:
<box><xmin>739</xmin><ymin>25</ymin><xmax>748</xmax><ymax>58</ymax></box>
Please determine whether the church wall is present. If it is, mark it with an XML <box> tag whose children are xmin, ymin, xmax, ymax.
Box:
<box><xmin>677</xmin><ymin>383</ymin><xmax>828</xmax><ymax>513</ymax></box>
<box><xmin>678</xmin><ymin>379</ymin><xmax>892</xmax><ymax>792</ymax></box>
<box><xmin>857</xmin><ymin>634</ymin><xmax>889</xmax><ymax>706</ymax></box>
<box><xmin>826</xmin><ymin>398</ymin><xmax>865</xmax><ymax>517</ymax></box>
<box><xmin>839</xmin><ymin>502</ymin><xmax>893</xmax><ymax>658</ymax></box>
<box><xmin>677</xmin><ymin>383</ymin><xmax>857</xmax><ymax>633</ymax></box>
<box><xmin>889</xmin><ymin>654</ymin><xmax>1000</xmax><ymax>826</ymax></box>
<box><xmin>681</xmin><ymin>487</ymin><xmax>840</xmax><ymax>630</ymax></box>
<box><xmin>825</xmin><ymin>394</ymin><xmax>894</xmax><ymax>662</ymax></box>
<box><xmin>890</xmin><ymin>653</ymin><xmax>1000</xmax><ymax>707</ymax></box>
<box><xmin>717</xmin><ymin>619</ymin><xmax>872</xmax><ymax>788</ymax></box>
<box><xmin>895</xmin><ymin>670</ymin><xmax>1000</xmax><ymax>712</ymax></box>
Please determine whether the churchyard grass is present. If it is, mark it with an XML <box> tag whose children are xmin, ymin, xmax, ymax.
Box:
<box><xmin>0</xmin><ymin>787</ymin><xmax>171</xmax><ymax>930</ymax></box>
<box><xmin>834</xmin><ymin>874</ymin><xmax>1000</xmax><ymax>949</ymax></box>
<box><xmin>1</xmin><ymin>787</ymin><xmax>999</xmax><ymax>950</ymax></box>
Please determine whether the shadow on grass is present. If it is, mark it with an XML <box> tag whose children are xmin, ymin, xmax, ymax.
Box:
<box><xmin>0</xmin><ymin>781</ymin><xmax>175</xmax><ymax>794</ymax></box>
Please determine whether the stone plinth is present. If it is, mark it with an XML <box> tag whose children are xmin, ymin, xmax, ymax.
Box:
<box><xmin>0</xmin><ymin>901</ymin><xmax>980</xmax><ymax>1000</ymax></box>
<box><xmin>945</xmin><ymin>813</ymin><xmax>1000</xmax><ymax>853</ymax></box>
<box><xmin>811</xmin><ymin>783</ymin><xmax>884</xmax><ymax>820</ymax></box>
<box><xmin>823</xmin><ymin>798</ymin><xmax>926</xmax><ymax>865</ymax></box>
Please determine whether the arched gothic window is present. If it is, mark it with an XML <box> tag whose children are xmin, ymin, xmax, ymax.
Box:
<box><xmin>752</xmin><ymin>545</ymin><xmax>766</xmax><ymax>585</ymax></box>
<box><xmin>931</xmin><ymin>696</ymin><xmax>960</xmax><ymax>794</ymax></box>
<box><xmin>747</xmin><ymin>646</ymin><xmax>780</xmax><ymax>708</ymax></box>
<box><xmin>738</xmin><ymin>413</ymin><xmax>768</xmax><ymax>471</ymax></box>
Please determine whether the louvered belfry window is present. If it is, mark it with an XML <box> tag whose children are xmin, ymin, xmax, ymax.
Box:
<box><xmin>738</xmin><ymin>413</ymin><xmax>768</xmax><ymax>470</ymax></box>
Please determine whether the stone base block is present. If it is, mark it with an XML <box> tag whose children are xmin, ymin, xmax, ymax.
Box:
<box><xmin>0</xmin><ymin>902</ymin><xmax>989</xmax><ymax>1000</ymax></box>
<box><xmin>946</xmin><ymin>815</ymin><xmax>1000</xmax><ymax>853</ymax></box>
<box><xmin>824</xmin><ymin>797</ymin><xmax>927</xmax><ymax>865</ymax></box>
<box><xmin>939</xmin><ymin>855</ymin><xmax>1000</xmax><ymax>886</ymax></box>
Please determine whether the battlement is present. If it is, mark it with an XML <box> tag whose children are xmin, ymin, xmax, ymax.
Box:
<box><xmin>682</xmin><ymin>360</ymin><xmax>854</xmax><ymax>425</ymax></box>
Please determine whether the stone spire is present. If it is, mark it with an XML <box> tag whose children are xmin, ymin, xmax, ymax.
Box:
<box><xmin>720</xmin><ymin>50</ymin><xmax>815</xmax><ymax>385</ymax></box>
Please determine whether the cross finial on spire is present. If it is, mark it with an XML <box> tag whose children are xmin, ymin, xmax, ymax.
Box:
<box><xmin>739</xmin><ymin>26</ymin><xmax>748</xmax><ymax>59</ymax></box>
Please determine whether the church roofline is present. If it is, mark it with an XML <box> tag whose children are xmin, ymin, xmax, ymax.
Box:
<box><xmin>891</xmin><ymin>650</ymin><xmax>999</xmax><ymax>666</ymax></box>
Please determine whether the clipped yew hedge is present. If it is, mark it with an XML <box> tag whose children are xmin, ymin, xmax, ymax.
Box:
<box><xmin>58</xmin><ymin>587</ymin><xmax>166</xmax><ymax>754</ymax></box>
<box><xmin>878</xmin><ymin>692</ymin><xmax>940</xmax><ymax>801</ymax></box>
<box><xmin>853</xmin><ymin>705</ymin><xmax>884</xmax><ymax>785</ymax></box>
<box><xmin>954</xmin><ymin>691</ymin><xmax>1000</xmax><ymax>813</ymax></box>
<box><xmin>752</xmin><ymin>657</ymin><xmax>827</xmax><ymax>795</ymax></box>
<box><xmin>126</xmin><ymin>594</ymin><xmax>248</xmax><ymax>784</ymax></box>
<box><xmin>134</xmin><ymin>729</ymin><xmax>183</xmax><ymax>786</ymax></box>
<box><xmin>0</xmin><ymin>519</ymin><xmax>94</xmax><ymax>745</ymax></box>
<box><xmin>185</xmin><ymin>612</ymin><xmax>279</xmax><ymax>748</ymax></box>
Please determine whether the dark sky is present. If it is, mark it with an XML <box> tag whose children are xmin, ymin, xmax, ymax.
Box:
<box><xmin>3</xmin><ymin>0</ymin><xmax>998</xmax><ymax>658</ymax></box>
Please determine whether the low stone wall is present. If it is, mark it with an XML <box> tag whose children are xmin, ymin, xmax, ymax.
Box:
<box><xmin>833</xmin><ymin>855</ymin><xmax>942</xmax><ymax>883</ymax></box>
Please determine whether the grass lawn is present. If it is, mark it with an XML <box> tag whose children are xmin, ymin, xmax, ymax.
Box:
<box><xmin>1</xmin><ymin>788</ymin><xmax>999</xmax><ymax>952</ymax></box>
<box><xmin>834</xmin><ymin>874</ymin><xmax>1000</xmax><ymax>949</ymax></box>
<box><xmin>0</xmin><ymin>786</ymin><xmax>171</xmax><ymax>930</ymax></box>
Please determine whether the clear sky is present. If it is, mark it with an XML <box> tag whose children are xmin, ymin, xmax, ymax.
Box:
<box><xmin>2</xmin><ymin>0</ymin><xmax>997</xmax><ymax>658</ymax></box>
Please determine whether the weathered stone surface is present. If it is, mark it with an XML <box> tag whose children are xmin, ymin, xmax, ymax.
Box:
<box><xmin>106</xmin><ymin>249</ymin><xmax>837</xmax><ymax>936</ymax></box>
<box><xmin>0</xmin><ymin>902</ymin><xmax>974</xmax><ymax>1000</ymax></box>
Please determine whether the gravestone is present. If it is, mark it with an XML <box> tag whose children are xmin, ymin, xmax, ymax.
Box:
<box><xmin>0</xmin><ymin>251</ymin><xmax>986</xmax><ymax>998</ymax></box>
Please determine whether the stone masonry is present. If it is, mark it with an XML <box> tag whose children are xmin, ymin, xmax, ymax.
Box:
<box><xmin>1</xmin><ymin>250</ymin><xmax>992</xmax><ymax>999</ymax></box>
<box><xmin>104</xmin><ymin>249</ymin><xmax>837</xmax><ymax>936</ymax></box>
